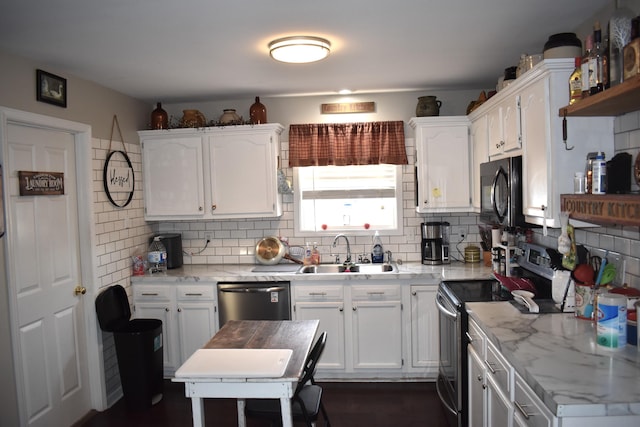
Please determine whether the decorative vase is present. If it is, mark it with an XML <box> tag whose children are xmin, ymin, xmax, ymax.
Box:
<box><xmin>250</xmin><ymin>96</ymin><xmax>267</xmax><ymax>124</ymax></box>
<box><xmin>181</xmin><ymin>109</ymin><xmax>206</xmax><ymax>128</ymax></box>
<box><xmin>219</xmin><ymin>109</ymin><xmax>241</xmax><ymax>124</ymax></box>
<box><xmin>151</xmin><ymin>102</ymin><xmax>168</xmax><ymax>129</ymax></box>
<box><xmin>416</xmin><ymin>96</ymin><xmax>442</xmax><ymax>117</ymax></box>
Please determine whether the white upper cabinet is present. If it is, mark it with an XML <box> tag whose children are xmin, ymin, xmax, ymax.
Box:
<box><xmin>141</xmin><ymin>135</ymin><xmax>205</xmax><ymax>218</ymax></box>
<box><xmin>410</xmin><ymin>117</ymin><xmax>472</xmax><ymax>213</ymax></box>
<box><xmin>487</xmin><ymin>94</ymin><xmax>522</xmax><ymax>158</ymax></box>
<box><xmin>516</xmin><ymin>60</ymin><xmax>613</xmax><ymax>228</ymax></box>
<box><xmin>139</xmin><ymin>124</ymin><xmax>284</xmax><ymax>220</ymax></box>
<box><xmin>470</xmin><ymin>59</ymin><xmax>613</xmax><ymax>229</ymax></box>
<box><xmin>207</xmin><ymin>126</ymin><xmax>281</xmax><ymax>218</ymax></box>
<box><xmin>470</xmin><ymin>115</ymin><xmax>489</xmax><ymax>211</ymax></box>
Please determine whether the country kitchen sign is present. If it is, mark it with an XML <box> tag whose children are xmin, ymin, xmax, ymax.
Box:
<box><xmin>18</xmin><ymin>171</ymin><xmax>64</xmax><ymax>196</ymax></box>
<box><xmin>561</xmin><ymin>194</ymin><xmax>640</xmax><ymax>227</ymax></box>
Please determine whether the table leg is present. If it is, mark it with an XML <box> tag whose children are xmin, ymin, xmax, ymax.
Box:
<box><xmin>190</xmin><ymin>397</ymin><xmax>205</xmax><ymax>427</ymax></box>
<box><xmin>237</xmin><ymin>399</ymin><xmax>246</xmax><ymax>427</ymax></box>
<box><xmin>280</xmin><ymin>397</ymin><xmax>294</xmax><ymax>427</ymax></box>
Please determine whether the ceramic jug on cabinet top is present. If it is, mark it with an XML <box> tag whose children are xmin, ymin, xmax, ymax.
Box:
<box><xmin>181</xmin><ymin>109</ymin><xmax>206</xmax><ymax>127</ymax></box>
<box><xmin>416</xmin><ymin>96</ymin><xmax>442</xmax><ymax>117</ymax></box>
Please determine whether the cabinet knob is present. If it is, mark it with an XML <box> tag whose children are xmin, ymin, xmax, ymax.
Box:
<box><xmin>339</xmin><ymin>307</ymin><xmax>344</xmax><ymax>312</ymax></box>
<box><xmin>199</xmin><ymin>206</ymin><xmax>203</xmax><ymax>211</ymax></box>
<box><xmin>211</xmin><ymin>204</ymin><xmax>217</xmax><ymax>211</ymax></box>
<box><xmin>177</xmin><ymin>308</ymin><xmax>182</xmax><ymax>312</ymax></box>
<box><xmin>352</xmin><ymin>306</ymin><xmax>357</xmax><ymax>311</ymax></box>
<box><xmin>411</xmin><ymin>291</ymin><xmax>417</xmax><ymax>296</ymax></box>
<box><xmin>477</xmin><ymin>375</ymin><xmax>482</xmax><ymax>382</ymax></box>
<box><xmin>165</xmin><ymin>307</ymin><xmax>170</xmax><ymax>312</ymax></box>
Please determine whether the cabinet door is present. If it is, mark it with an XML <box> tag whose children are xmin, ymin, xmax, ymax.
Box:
<box><xmin>294</xmin><ymin>301</ymin><xmax>346</xmax><ymax>370</ymax></box>
<box><xmin>142</xmin><ymin>136</ymin><xmax>205</xmax><ymax>218</ymax></box>
<box><xmin>409</xmin><ymin>286</ymin><xmax>438</xmax><ymax>372</ymax></box>
<box><xmin>208</xmin><ymin>130</ymin><xmax>280</xmax><ymax>217</ymax></box>
<box><xmin>520</xmin><ymin>79</ymin><xmax>550</xmax><ymax>223</ymax></box>
<box><xmin>487</xmin><ymin>106</ymin><xmax>504</xmax><ymax>157</ymax></box>
<box><xmin>470</xmin><ymin>116</ymin><xmax>489</xmax><ymax>211</ymax></box>
<box><xmin>415</xmin><ymin>123</ymin><xmax>471</xmax><ymax>211</ymax></box>
<box><xmin>351</xmin><ymin>300</ymin><xmax>403</xmax><ymax>369</ymax></box>
<box><xmin>176</xmin><ymin>302</ymin><xmax>217</xmax><ymax>364</ymax></box>
<box><xmin>134</xmin><ymin>302</ymin><xmax>177</xmax><ymax>375</ymax></box>
<box><xmin>468</xmin><ymin>345</ymin><xmax>486</xmax><ymax>427</ymax></box>
<box><xmin>502</xmin><ymin>95</ymin><xmax>522</xmax><ymax>153</ymax></box>
<box><xmin>486</xmin><ymin>374</ymin><xmax>513</xmax><ymax>427</ymax></box>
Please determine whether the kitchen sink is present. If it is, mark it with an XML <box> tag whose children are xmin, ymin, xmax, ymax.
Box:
<box><xmin>297</xmin><ymin>263</ymin><xmax>395</xmax><ymax>274</ymax></box>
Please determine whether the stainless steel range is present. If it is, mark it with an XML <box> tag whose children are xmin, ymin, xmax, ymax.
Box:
<box><xmin>435</xmin><ymin>242</ymin><xmax>563</xmax><ymax>427</ymax></box>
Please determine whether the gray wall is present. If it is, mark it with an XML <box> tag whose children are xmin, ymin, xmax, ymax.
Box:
<box><xmin>0</xmin><ymin>49</ymin><xmax>151</xmax><ymax>422</ymax></box>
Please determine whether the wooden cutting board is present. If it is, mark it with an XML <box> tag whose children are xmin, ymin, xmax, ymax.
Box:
<box><xmin>174</xmin><ymin>348</ymin><xmax>293</xmax><ymax>378</ymax></box>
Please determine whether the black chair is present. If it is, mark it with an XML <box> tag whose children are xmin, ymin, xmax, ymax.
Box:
<box><xmin>245</xmin><ymin>331</ymin><xmax>331</xmax><ymax>427</ymax></box>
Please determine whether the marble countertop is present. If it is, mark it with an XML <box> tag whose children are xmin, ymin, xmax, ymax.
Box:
<box><xmin>130</xmin><ymin>261</ymin><xmax>493</xmax><ymax>284</ymax></box>
<box><xmin>467</xmin><ymin>301</ymin><xmax>640</xmax><ymax>418</ymax></box>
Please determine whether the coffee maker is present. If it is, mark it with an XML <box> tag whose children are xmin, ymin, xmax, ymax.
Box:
<box><xmin>421</xmin><ymin>222</ymin><xmax>450</xmax><ymax>265</ymax></box>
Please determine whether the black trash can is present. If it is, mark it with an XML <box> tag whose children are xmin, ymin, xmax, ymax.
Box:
<box><xmin>95</xmin><ymin>285</ymin><xmax>163</xmax><ymax>409</ymax></box>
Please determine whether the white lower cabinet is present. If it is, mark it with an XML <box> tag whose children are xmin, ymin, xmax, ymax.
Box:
<box><xmin>351</xmin><ymin>284</ymin><xmax>403</xmax><ymax>370</ymax></box>
<box><xmin>468</xmin><ymin>318</ymin><xmax>514</xmax><ymax>427</ymax></box>
<box><xmin>468</xmin><ymin>345</ymin><xmax>487</xmax><ymax>427</ymax></box>
<box><xmin>292</xmin><ymin>284</ymin><xmax>346</xmax><ymax>370</ymax></box>
<box><xmin>293</xmin><ymin>281</ymin><xmax>407</xmax><ymax>376</ymax></box>
<box><xmin>409</xmin><ymin>285</ymin><xmax>439</xmax><ymax>374</ymax></box>
<box><xmin>133</xmin><ymin>283</ymin><xmax>218</xmax><ymax>376</ymax></box>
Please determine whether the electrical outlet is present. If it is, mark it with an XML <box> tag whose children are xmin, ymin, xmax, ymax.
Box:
<box><xmin>451</xmin><ymin>226</ymin><xmax>466</xmax><ymax>240</ymax></box>
<box><xmin>204</xmin><ymin>232</ymin><xmax>213</xmax><ymax>242</ymax></box>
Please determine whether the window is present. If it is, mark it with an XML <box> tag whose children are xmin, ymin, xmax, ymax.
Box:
<box><xmin>294</xmin><ymin>164</ymin><xmax>402</xmax><ymax>235</ymax></box>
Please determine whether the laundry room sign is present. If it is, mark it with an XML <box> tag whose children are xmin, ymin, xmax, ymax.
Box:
<box><xmin>18</xmin><ymin>171</ymin><xmax>64</xmax><ymax>196</ymax></box>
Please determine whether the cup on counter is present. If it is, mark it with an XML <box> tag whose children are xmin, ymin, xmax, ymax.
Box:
<box><xmin>574</xmin><ymin>283</ymin><xmax>595</xmax><ymax>320</ymax></box>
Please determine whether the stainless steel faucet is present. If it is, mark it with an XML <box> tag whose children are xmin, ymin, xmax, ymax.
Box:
<box><xmin>332</xmin><ymin>234</ymin><xmax>352</xmax><ymax>264</ymax></box>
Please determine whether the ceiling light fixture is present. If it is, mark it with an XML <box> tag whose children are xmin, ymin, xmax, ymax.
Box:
<box><xmin>269</xmin><ymin>36</ymin><xmax>331</xmax><ymax>64</ymax></box>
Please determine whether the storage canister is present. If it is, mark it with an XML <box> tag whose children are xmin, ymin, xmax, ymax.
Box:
<box><xmin>596</xmin><ymin>293</ymin><xmax>627</xmax><ymax>350</ymax></box>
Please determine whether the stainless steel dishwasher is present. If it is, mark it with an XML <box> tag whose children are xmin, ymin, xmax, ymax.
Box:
<box><xmin>217</xmin><ymin>281</ymin><xmax>291</xmax><ymax>326</ymax></box>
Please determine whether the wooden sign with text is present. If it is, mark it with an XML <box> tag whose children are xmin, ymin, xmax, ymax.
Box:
<box><xmin>321</xmin><ymin>102</ymin><xmax>375</xmax><ymax>114</ymax></box>
<box><xmin>18</xmin><ymin>171</ymin><xmax>64</xmax><ymax>196</ymax></box>
<box><xmin>561</xmin><ymin>194</ymin><xmax>640</xmax><ymax>227</ymax></box>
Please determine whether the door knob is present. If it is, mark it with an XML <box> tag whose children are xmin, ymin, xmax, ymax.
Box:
<box><xmin>74</xmin><ymin>285</ymin><xmax>86</xmax><ymax>296</ymax></box>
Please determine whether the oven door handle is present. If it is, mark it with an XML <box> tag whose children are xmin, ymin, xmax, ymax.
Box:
<box><xmin>436</xmin><ymin>292</ymin><xmax>458</xmax><ymax>320</ymax></box>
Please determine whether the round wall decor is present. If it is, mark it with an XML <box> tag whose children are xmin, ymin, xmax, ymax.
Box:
<box><xmin>103</xmin><ymin>149</ymin><xmax>134</xmax><ymax>208</ymax></box>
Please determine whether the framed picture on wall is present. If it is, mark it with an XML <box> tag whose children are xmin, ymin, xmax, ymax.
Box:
<box><xmin>36</xmin><ymin>69</ymin><xmax>67</xmax><ymax>108</ymax></box>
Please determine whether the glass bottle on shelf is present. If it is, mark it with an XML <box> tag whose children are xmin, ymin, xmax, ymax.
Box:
<box><xmin>569</xmin><ymin>57</ymin><xmax>582</xmax><ymax>105</ymax></box>
<box><xmin>589</xmin><ymin>21</ymin><xmax>605</xmax><ymax>95</ymax></box>
<box><xmin>581</xmin><ymin>35</ymin><xmax>593</xmax><ymax>99</ymax></box>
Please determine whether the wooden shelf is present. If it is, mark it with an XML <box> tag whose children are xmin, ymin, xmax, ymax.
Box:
<box><xmin>559</xmin><ymin>74</ymin><xmax>640</xmax><ymax>117</ymax></box>
<box><xmin>561</xmin><ymin>194</ymin><xmax>640</xmax><ymax>226</ymax></box>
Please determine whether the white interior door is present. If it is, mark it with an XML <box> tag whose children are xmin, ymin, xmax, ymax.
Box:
<box><xmin>5</xmin><ymin>123</ymin><xmax>91</xmax><ymax>427</ymax></box>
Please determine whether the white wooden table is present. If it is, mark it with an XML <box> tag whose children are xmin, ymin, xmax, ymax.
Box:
<box><xmin>173</xmin><ymin>320</ymin><xmax>319</xmax><ymax>427</ymax></box>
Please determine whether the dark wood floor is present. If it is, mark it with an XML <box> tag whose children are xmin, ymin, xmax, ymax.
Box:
<box><xmin>77</xmin><ymin>380</ymin><xmax>449</xmax><ymax>427</ymax></box>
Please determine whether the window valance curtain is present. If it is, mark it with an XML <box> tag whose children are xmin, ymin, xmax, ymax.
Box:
<box><xmin>288</xmin><ymin>121</ymin><xmax>408</xmax><ymax>167</ymax></box>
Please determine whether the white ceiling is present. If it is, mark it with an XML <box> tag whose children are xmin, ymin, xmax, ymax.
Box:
<box><xmin>0</xmin><ymin>0</ymin><xmax>610</xmax><ymax>103</ymax></box>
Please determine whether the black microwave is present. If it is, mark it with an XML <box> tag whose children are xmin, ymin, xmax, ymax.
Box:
<box><xmin>479</xmin><ymin>156</ymin><xmax>526</xmax><ymax>228</ymax></box>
